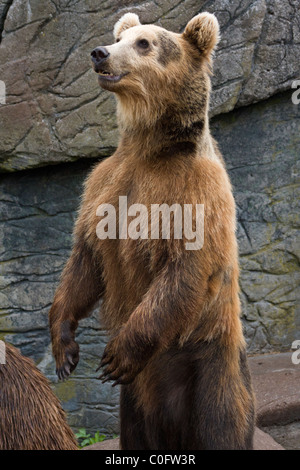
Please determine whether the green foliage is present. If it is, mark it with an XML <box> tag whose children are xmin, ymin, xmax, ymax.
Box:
<box><xmin>75</xmin><ymin>428</ymin><xmax>107</xmax><ymax>448</ymax></box>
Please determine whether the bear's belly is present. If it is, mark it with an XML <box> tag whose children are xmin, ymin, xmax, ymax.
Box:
<box><xmin>99</xmin><ymin>236</ymin><xmax>154</xmax><ymax>331</ymax></box>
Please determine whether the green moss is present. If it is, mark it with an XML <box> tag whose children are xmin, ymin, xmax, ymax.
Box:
<box><xmin>269</xmin><ymin>305</ymin><xmax>296</xmax><ymax>346</ymax></box>
<box><xmin>0</xmin><ymin>313</ymin><xmax>14</xmax><ymax>341</ymax></box>
<box><xmin>54</xmin><ymin>378</ymin><xmax>77</xmax><ymax>403</ymax></box>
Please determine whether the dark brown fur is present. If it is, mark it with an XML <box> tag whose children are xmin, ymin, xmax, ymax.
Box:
<box><xmin>0</xmin><ymin>343</ymin><xmax>78</xmax><ymax>450</ymax></box>
<box><xmin>49</xmin><ymin>12</ymin><xmax>255</xmax><ymax>450</ymax></box>
<box><xmin>157</xmin><ymin>31</ymin><xmax>182</xmax><ymax>66</ymax></box>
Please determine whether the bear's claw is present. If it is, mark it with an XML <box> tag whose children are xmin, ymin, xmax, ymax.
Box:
<box><xmin>55</xmin><ymin>340</ymin><xmax>79</xmax><ymax>381</ymax></box>
<box><xmin>96</xmin><ymin>336</ymin><xmax>150</xmax><ymax>386</ymax></box>
<box><xmin>56</xmin><ymin>363</ymin><xmax>71</xmax><ymax>381</ymax></box>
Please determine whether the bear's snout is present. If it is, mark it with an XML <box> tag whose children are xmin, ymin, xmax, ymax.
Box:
<box><xmin>91</xmin><ymin>47</ymin><xmax>110</xmax><ymax>67</ymax></box>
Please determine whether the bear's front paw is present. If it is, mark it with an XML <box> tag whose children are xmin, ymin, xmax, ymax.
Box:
<box><xmin>97</xmin><ymin>335</ymin><xmax>149</xmax><ymax>386</ymax></box>
<box><xmin>55</xmin><ymin>339</ymin><xmax>79</xmax><ymax>381</ymax></box>
<box><xmin>53</xmin><ymin>321</ymin><xmax>79</xmax><ymax>380</ymax></box>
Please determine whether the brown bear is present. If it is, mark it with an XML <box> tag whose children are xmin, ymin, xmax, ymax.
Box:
<box><xmin>0</xmin><ymin>342</ymin><xmax>78</xmax><ymax>450</ymax></box>
<box><xmin>49</xmin><ymin>12</ymin><xmax>255</xmax><ymax>450</ymax></box>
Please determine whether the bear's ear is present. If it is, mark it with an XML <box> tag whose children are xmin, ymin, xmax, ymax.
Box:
<box><xmin>114</xmin><ymin>13</ymin><xmax>141</xmax><ymax>40</ymax></box>
<box><xmin>183</xmin><ymin>13</ymin><xmax>220</xmax><ymax>56</ymax></box>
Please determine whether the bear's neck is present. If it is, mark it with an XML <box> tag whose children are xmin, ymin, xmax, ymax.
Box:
<box><xmin>117</xmin><ymin>106</ymin><xmax>214</xmax><ymax>160</ymax></box>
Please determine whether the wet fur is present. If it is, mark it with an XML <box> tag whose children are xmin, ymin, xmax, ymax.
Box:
<box><xmin>0</xmin><ymin>343</ymin><xmax>78</xmax><ymax>450</ymax></box>
<box><xmin>49</xmin><ymin>12</ymin><xmax>255</xmax><ymax>449</ymax></box>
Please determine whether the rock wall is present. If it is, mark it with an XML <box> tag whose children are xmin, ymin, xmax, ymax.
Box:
<box><xmin>0</xmin><ymin>0</ymin><xmax>299</xmax><ymax>171</ymax></box>
<box><xmin>0</xmin><ymin>0</ymin><xmax>299</xmax><ymax>436</ymax></box>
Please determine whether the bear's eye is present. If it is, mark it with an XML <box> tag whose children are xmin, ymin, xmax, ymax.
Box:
<box><xmin>137</xmin><ymin>39</ymin><xmax>150</xmax><ymax>49</ymax></box>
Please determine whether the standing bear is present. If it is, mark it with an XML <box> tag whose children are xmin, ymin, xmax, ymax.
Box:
<box><xmin>49</xmin><ymin>12</ymin><xmax>255</xmax><ymax>450</ymax></box>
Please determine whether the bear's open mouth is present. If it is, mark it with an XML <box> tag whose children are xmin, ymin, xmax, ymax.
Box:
<box><xmin>97</xmin><ymin>70</ymin><xmax>128</xmax><ymax>83</ymax></box>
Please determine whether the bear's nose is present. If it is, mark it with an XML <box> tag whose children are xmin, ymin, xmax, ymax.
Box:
<box><xmin>91</xmin><ymin>47</ymin><xmax>110</xmax><ymax>63</ymax></box>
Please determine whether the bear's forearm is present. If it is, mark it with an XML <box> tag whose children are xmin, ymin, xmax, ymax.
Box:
<box><xmin>49</xmin><ymin>239</ymin><xmax>104</xmax><ymax>341</ymax></box>
<box><xmin>123</xmin><ymin>259</ymin><xmax>207</xmax><ymax>354</ymax></box>
<box><xmin>98</xmin><ymin>258</ymin><xmax>208</xmax><ymax>385</ymax></box>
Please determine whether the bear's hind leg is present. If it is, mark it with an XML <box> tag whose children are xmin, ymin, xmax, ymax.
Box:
<box><xmin>192</xmin><ymin>343</ymin><xmax>255</xmax><ymax>450</ymax></box>
<box><xmin>120</xmin><ymin>385</ymin><xmax>149</xmax><ymax>450</ymax></box>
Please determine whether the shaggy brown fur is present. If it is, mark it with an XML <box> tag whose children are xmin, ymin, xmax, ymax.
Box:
<box><xmin>0</xmin><ymin>343</ymin><xmax>78</xmax><ymax>450</ymax></box>
<box><xmin>49</xmin><ymin>12</ymin><xmax>255</xmax><ymax>450</ymax></box>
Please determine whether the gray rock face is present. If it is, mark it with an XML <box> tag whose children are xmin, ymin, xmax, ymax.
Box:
<box><xmin>212</xmin><ymin>92</ymin><xmax>300</xmax><ymax>352</ymax></box>
<box><xmin>0</xmin><ymin>0</ymin><xmax>299</xmax><ymax>171</ymax></box>
<box><xmin>263</xmin><ymin>422</ymin><xmax>300</xmax><ymax>450</ymax></box>
<box><xmin>0</xmin><ymin>91</ymin><xmax>299</xmax><ymax>435</ymax></box>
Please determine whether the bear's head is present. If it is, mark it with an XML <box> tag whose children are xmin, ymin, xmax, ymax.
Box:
<box><xmin>91</xmin><ymin>12</ymin><xmax>219</xmax><ymax>131</ymax></box>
